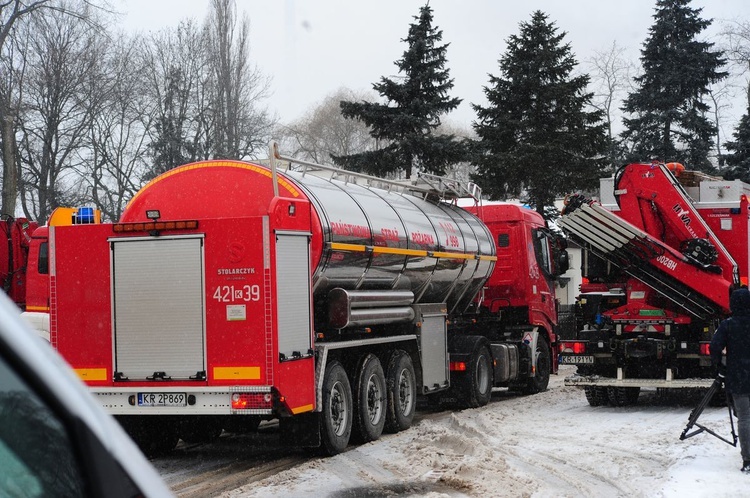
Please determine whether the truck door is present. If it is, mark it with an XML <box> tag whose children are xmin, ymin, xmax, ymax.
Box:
<box><xmin>275</xmin><ymin>232</ymin><xmax>312</xmax><ymax>360</ymax></box>
<box><xmin>111</xmin><ymin>236</ymin><xmax>205</xmax><ymax>381</ymax></box>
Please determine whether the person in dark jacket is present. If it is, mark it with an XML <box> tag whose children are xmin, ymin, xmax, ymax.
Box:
<box><xmin>711</xmin><ymin>287</ymin><xmax>750</xmax><ymax>473</ymax></box>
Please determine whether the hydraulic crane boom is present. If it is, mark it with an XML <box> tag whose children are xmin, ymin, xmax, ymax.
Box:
<box><xmin>557</xmin><ymin>162</ymin><xmax>743</xmax><ymax>403</ymax></box>
<box><xmin>615</xmin><ymin>163</ymin><xmax>738</xmax><ymax>284</ymax></box>
<box><xmin>559</xmin><ymin>195</ymin><xmax>732</xmax><ymax>320</ymax></box>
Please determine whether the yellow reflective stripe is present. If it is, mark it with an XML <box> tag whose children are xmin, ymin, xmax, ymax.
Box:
<box><xmin>431</xmin><ymin>251</ymin><xmax>477</xmax><ymax>260</ymax></box>
<box><xmin>330</xmin><ymin>242</ymin><xmax>367</xmax><ymax>252</ymax></box>
<box><xmin>291</xmin><ymin>403</ymin><xmax>314</xmax><ymax>414</ymax></box>
<box><xmin>213</xmin><ymin>366</ymin><xmax>261</xmax><ymax>380</ymax></box>
<box><xmin>329</xmin><ymin>242</ymin><xmax>497</xmax><ymax>262</ymax></box>
<box><xmin>372</xmin><ymin>245</ymin><xmax>427</xmax><ymax>257</ymax></box>
<box><xmin>25</xmin><ymin>305</ymin><xmax>50</xmax><ymax>312</ymax></box>
<box><xmin>75</xmin><ymin>368</ymin><xmax>108</xmax><ymax>382</ymax></box>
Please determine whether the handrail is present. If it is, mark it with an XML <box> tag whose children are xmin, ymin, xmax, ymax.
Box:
<box><xmin>269</xmin><ymin>141</ymin><xmax>478</xmax><ymax>203</ymax></box>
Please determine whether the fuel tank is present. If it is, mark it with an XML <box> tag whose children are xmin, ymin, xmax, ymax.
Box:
<box><xmin>121</xmin><ymin>160</ymin><xmax>496</xmax><ymax>313</ymax></box>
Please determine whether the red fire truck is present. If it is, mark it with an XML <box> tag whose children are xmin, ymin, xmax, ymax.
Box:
<box><xmin>20</xmin><ymin>145</ymin><xmax>568</xmax><ymax>455</ymax></box>
<box><xmin>0</xmin><ymin>216</ymin><xmax>37</xmax><ymax>309</ymax></box>
<box><xmin>558</xmin><ymin>162</ymin><xmax>745</xmax><ymax>406</ymax></box>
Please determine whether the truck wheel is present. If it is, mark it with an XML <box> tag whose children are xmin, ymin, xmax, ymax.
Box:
<box><xmin>384</xmin><ymin>350</ymin><xmax>416</xmax><ymax>433</ymax></box>
<box><xmin>117</xmin><ymin>415</ymin><xmax>179</xmax><ymax>457</ymax></box>
<box><xmin>607</xmin><ymin>386</ymin><xmax>640</xmax><ymax>406</ymax></box>
<box><xmin>320</xmin><ymin>361</ymin><xmax>352</xmax><ymax>455</ymax></box>
<box><xmin>522</xmin><ymin>336</ymin><xmax>551</xmax><ymax>394</ymax></box>
<box><xmin>352</xmin><ymin>354</ymin><xmax>387</xmax><ymax>443</ymax></box>
<box><xmin>178</xmin><ymin>416</ymin><xmax>223</xmax><ymax>444</ymax></box>
<box><xmin>461</xmin><ymin>344</ymin><xmax>493</xmax><ymax>408</ymax></box>
<box><xmin>223</xmin><ymin>416</ymin><xmax>262</xmax><ymax>434</ymax></box>
<box><xmin>584</xmin><ymin>386</ymin><xmax>609</xmax><ymax>406</ymax></box>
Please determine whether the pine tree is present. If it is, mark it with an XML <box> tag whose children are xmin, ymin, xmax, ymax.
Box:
<box><xmin>472</xmin><ymin>11</ymin><xmax>607</xmax><ymax>215</ymax></box>
<box><xmin>146</xmin><ymin>67</ymin><xmax>189</xmax><ymax>181</ymax></box>
<box><xmin>621</xmin><ymin>0</ymin><xmax>726</xmax><ymax>171</ymax></box>
<box><xmin>333</xmin><ymin>4</ymin><xmax>464</xmax><ymax>179</ymax></box>
<box><xmin>724</xmin><ymin>107</ymin><xmax>750</xmax><ymax>182</ymax></box>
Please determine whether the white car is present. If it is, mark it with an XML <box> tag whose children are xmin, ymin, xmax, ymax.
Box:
<box><xmin>0</xmin><ymin>292</ymin><xmax>173</xmax><ymax>497</ymax></box>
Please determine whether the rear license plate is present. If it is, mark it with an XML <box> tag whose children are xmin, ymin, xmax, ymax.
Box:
<box><xmin>137</xmin><ymin>392</ymin><xmax>187</xmax><ymax>407</ymax></box>
<box><xmin>559</xmin><ymin>355</ymin><xmax>595</xmax><ymax>364</ymax></box>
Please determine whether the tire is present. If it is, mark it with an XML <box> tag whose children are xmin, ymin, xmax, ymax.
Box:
<box><xmin>584</xmin><ymin>386</ymin><xmax>609</xmax><ymax>406</ymax></box>
<box><xmin>319</xmin><ymin>361</ymin><xmax>352</xmax><ymax>455</ymax></box>
<box><xmin>459</xmin><ymin>344</ymin><xmax>493</xmax><ymax>408</ymax></box>
<box><xmin>384</xmin><ymin>350</ymin><xmax>416</xmax><ymax>433</ymax></box>
<box><xmin>117</xmin><ymin>416</ymin><xmax>179</xmax><ymax>457</ymax></box>
<box><xmin>222</xmin><ymin>416</ymin><xmax>262</xmax><ymax>434</ymax></box>
<box><xmin>521</xmin><ymin>335</ymin><xmax>551</xmax><ymax>394</ymax></box>
<box><xmin>178</xmin><ymin>416</ymin><xmax>223</xmax><ymax>444</ymax></box>
<box><xmin>352</xmin><ymin>354</ymin><xmax>387</xmax><ymax>443</ymax></box>
<box><xmin>607</xmin><ymin>386</ymin><xmax>640</xmax><ymax>406</ymax></box>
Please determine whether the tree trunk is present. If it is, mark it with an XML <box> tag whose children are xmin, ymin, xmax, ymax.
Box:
<box><xmin>1</xmin><ymin>114</ymin><xmax>16</xmax><ymax>216</ymax></box>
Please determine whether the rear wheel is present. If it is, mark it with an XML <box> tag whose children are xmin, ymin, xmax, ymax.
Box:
<box><xmin>352</xmin><ymin>354</ymin><xmax>387</xmax><ymax>443</ymax></box>
<box><xmin>178</xmin><ymin>416</ymin><xmax>223</xmax><ymax>444</ymax></box>
<box><xmin>222</xmin><ymin>416</ymin><xmax>262</xmax><ymax>434</ymax></box>
<box><xmin>584</xmin><ymin>386</ymin><xmax>609</xmax><ymax>406</ymax></box>
<box><xmin>384</xmin><ymin>350</ymin><xmax>416</xmax><ymax>433</ymax></box>
<box><xmin>117</xmin><ymin>416</ymin><xmax>179</xmax><ymax>457</ymax></box>
<box><xmin>607</xmin><ymin>386</ymin><xmax>640</xmax><ymax>406</ymax></box>
<box><xmin>319</xmin><ymin>361</ymin><xmax>352</xmax><ymax>455</ymax></box>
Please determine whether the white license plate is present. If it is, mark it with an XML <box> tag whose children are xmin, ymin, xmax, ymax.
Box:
<box><xmin>137</xmin><ymin>392</ymin><xmax>187</xmax><ymax>407</ymax></box>
<box><xmin>559</xmin><ymin>355</ymin><xmax>595</xmax><ymax>364</ymax></box>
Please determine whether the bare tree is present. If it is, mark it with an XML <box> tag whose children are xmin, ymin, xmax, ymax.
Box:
<box><xmin>141</xmin><ymin>19</ymin><xmax>209</xmax><ymax>179</ymax></box>
<box><xmin>0</xmin><ymin>1</ymin><xmax>52</xmax><ymax>216</ymax></box>
<box><xmin>280</xmin><ymin>88</ymin><xmax>377</xmax><ymax>164</ymax></box>
<box><xmin>204</xmin><ymin>0</ymin><xmax>274</xmax><ymax>160</ymax></box>
<box><xmin>722</xmin><ymin>19</ymin><xmax>750</xmax><ymax>105</ymax></box>
<box><xmin>585</xmin><ymin>41</ymin><xmax>631</xmax><ymax>169</ymax></box>
<box><xmin>16</xmin><ymin>2</ymin><xmax>106</xmax><ymax>221</ymax></box>
<box><xmin>82</xmin><ymin>34</ymin><xmax>152</xmax><ymax>221</ymax></box>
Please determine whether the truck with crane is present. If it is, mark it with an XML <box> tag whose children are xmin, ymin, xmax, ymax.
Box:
<box><xmin>16</xmin><ymin>144</ymin><xmax>569</xmax><ymax>455</ymax></box>
<box><xmin>557</xmin><ymin>162</ymin><xmax>746</xmax><ymax>406</ymax></box>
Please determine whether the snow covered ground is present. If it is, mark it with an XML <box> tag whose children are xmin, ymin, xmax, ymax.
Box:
<box><xmin>221</xmin><ymin>366</ymin><xmax>748</xmax><ymax>497</ymax></box>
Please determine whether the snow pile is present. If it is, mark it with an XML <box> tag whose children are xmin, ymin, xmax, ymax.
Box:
<box><xmin>223</xmin><ymin>367</ymin><xmax>749</xmax><ymax>497</ymax></box>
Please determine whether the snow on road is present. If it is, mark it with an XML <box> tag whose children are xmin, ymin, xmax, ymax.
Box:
<box><xmin>222</xmin><ymin>367</ymin><xmax>748</xmax><ymax>497</ymax></box>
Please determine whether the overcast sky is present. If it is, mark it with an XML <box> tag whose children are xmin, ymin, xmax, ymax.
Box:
<box><xmin>119</xmin><ymin>0</ymin><xmax>750</xmax><ymax>129</ymax></box>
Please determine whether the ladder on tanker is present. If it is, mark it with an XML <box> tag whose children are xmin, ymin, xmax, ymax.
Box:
<box><xmin>268</xmin><ymin>141</ymin><xmax>480</xmax><ymax>203</ymax></box>
<box><xmin>558</xmin><ymin>196</ymin><xmax>723</xmax><ymax>321</ymax></box>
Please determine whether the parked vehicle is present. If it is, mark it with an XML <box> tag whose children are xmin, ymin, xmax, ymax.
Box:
<box><xmin>558</xmin><ymin>162</ymin><xmax>745</xmax><ymax>406</ymax></box>
<box><xmin>17</xmin><ymin>144</ymin><xmax>569</xmax><ymax>455</ymax></box>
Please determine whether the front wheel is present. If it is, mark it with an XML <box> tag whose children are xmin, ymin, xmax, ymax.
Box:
<box><xmin>457</xmin><ymin>343</ymin><xmax>493</xmax><ymax>408</ymax></box>
<box><xmin>584</xmin><ymin>386</ymin><xmax>609</xmax><ymax>406</ymax></box>
<box><xmin>521</xmin><ymin>335</ymin><xmax>551</xmax><ymax>394</ymax></box>
<box><xmin>319</xmin><ymin>361</ymin><xmax>352</xmax><ymax>455</ymax></box>
<box><xmin>607</xmin><ymin>386</ymin><xmax>640</xmax><ymax>406</ymax></box>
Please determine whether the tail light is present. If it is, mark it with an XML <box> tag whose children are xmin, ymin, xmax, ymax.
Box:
<box><xmin>231</xmin><ymin>392</ymin><xmax>273</xmax><ymax>410</ymax></box>
<box><xmin>559</xmin><ymin>341</ymin><xmax>586</xmax><ymax>354</ymax></box>
<box><xmin>450</xmin><ymin>361</ymin><xmax>467</xmax><ymax>372</ymax></box>
<box><xmin>699</xmin><ymin>343</ymin><xmax>711</xmax><ymax>356</ymax></box>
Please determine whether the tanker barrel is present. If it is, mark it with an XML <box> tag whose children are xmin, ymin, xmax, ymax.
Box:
<box><xmin>328</xmin><ymin>288</ymin><xmax>415</xmax><ymax>329</ymax></box>
<box><xmin>338</xmin><ymin>307</ymin><xmax>416</xmax><ymax>329</ymax></box>
<box><xmin>330</xmin><ymin>289</ymin><xmax>415</xmax><ymax>308</ymax></box>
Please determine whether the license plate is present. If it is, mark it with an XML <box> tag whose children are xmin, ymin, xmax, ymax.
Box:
<box><xmin>137</xmin><ymin>392</ymin><xmax>187</xmax><ymax>407</ymax></box>
<box><xmin>559</xmin><ymin>355</ymin><xmax>595</xmax><ymax>364</ymax></box>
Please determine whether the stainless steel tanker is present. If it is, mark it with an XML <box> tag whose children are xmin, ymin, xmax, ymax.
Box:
<box><xmin>121</xmin><ymin>160</ymin><xmax>496</xmax><ymax>318</ymax></box>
